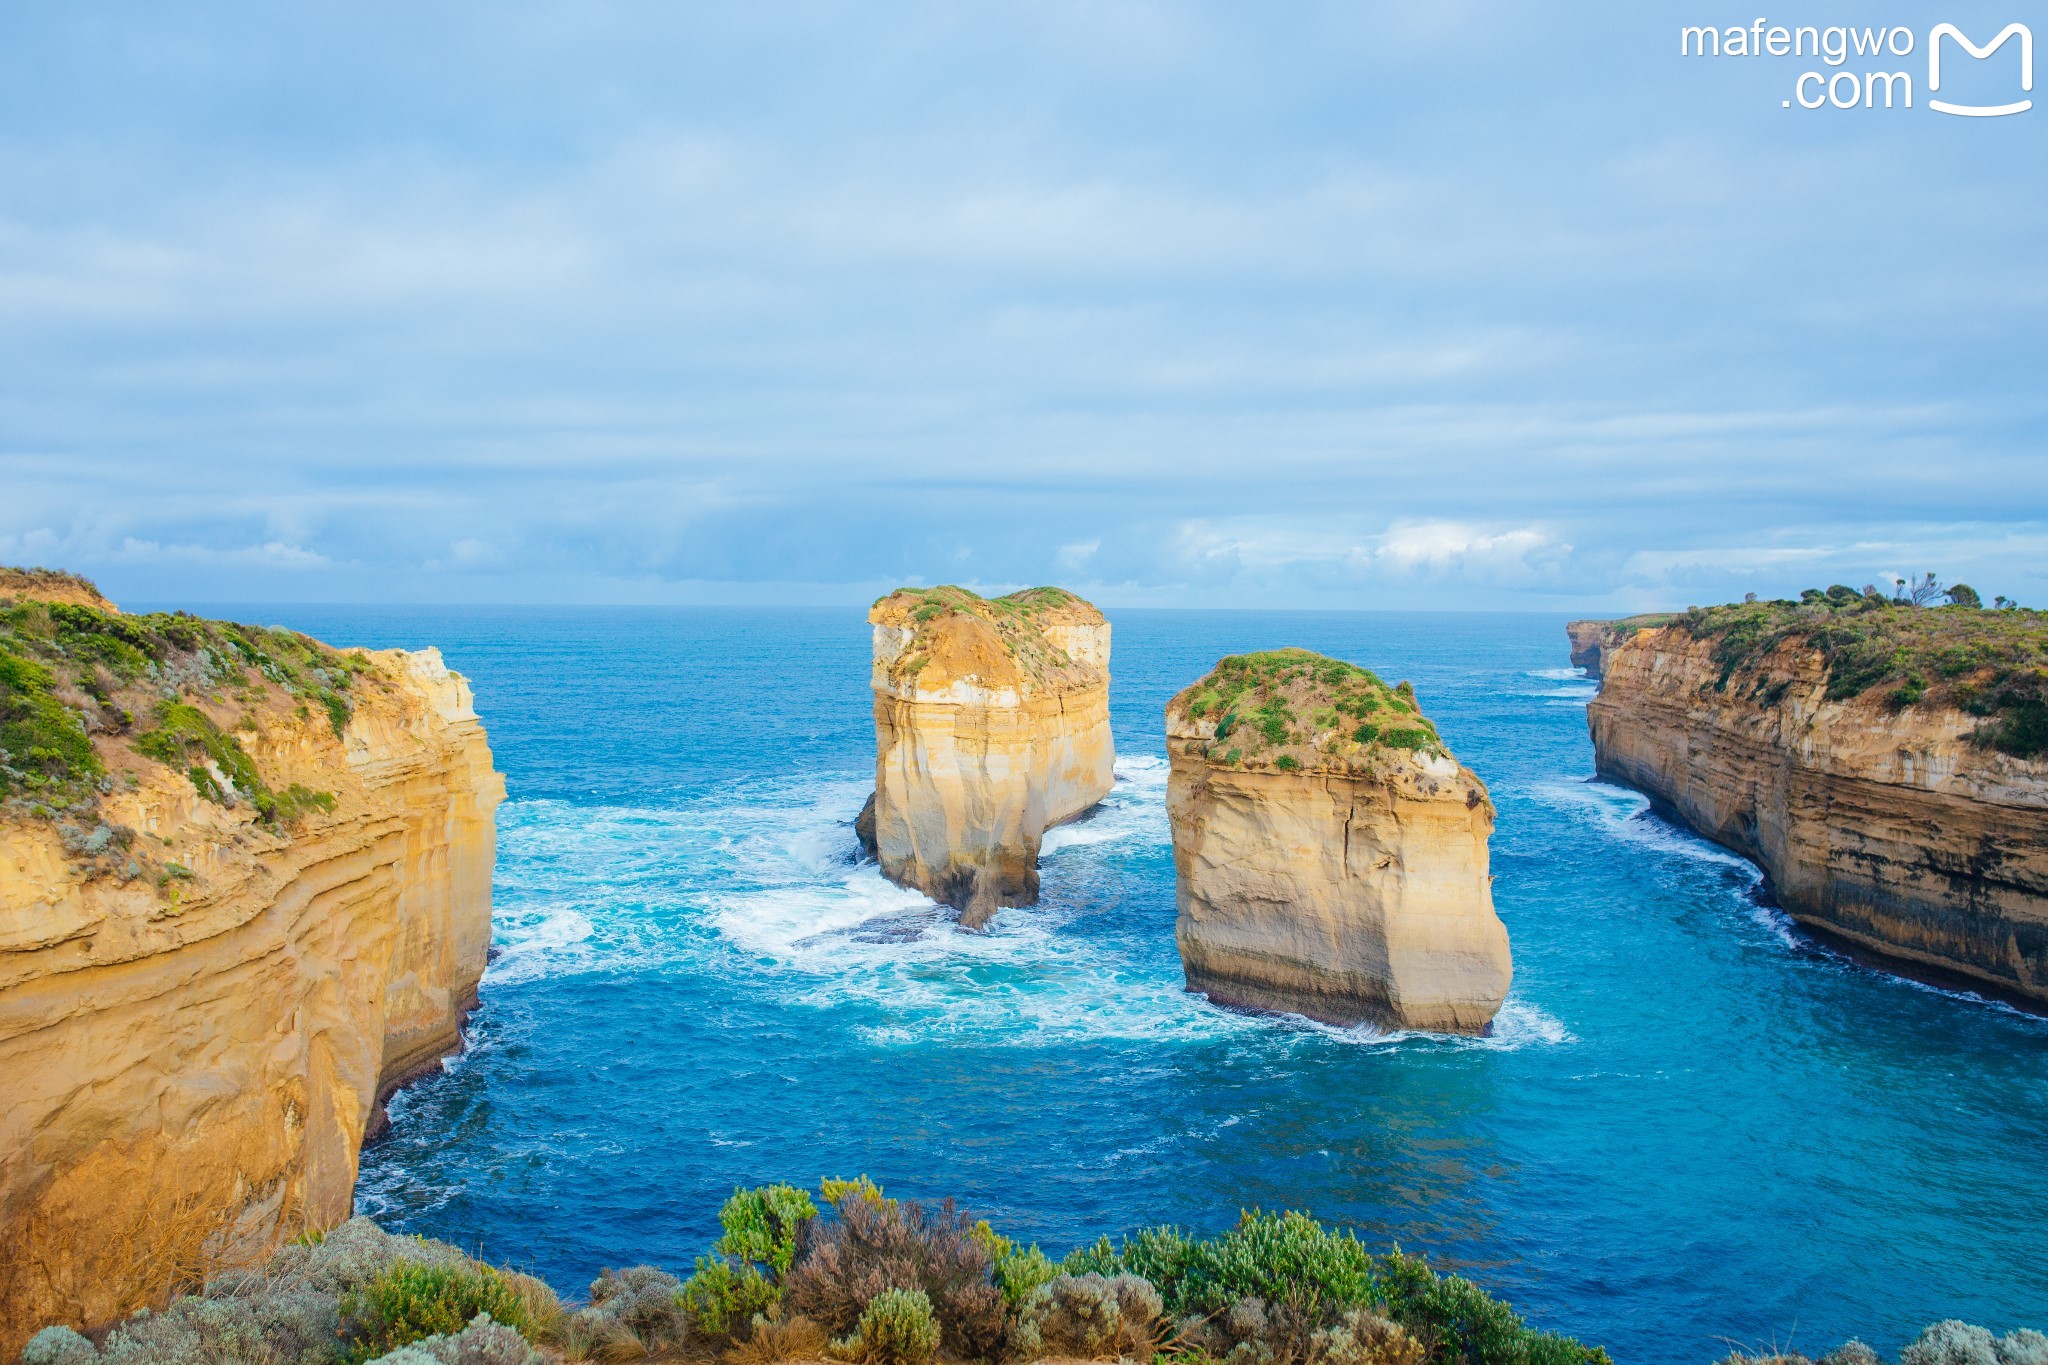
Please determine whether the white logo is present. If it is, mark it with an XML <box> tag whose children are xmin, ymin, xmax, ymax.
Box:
<box><xmin>1928</xmin><ymin>22</ymin><xmax>2033</xmax><ymax>116</ymax></box>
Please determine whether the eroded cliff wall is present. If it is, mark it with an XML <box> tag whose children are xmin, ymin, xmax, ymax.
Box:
<box><xmin>863</xmin><ymin>586</ymin><xmax>1113</xmax><ymax>928</ymax></box>
<box><xmin>0</xmin><ymin>632</ymin><xmax>501</xmax><ymax>1351</ymax></box>
<box><xmin>1166</xmin><ymin>650</ymin><xmax>1510</xmax><ymax>1033</ymax></box>
<box><xmin>1588</xmin><ymin>625</ymin><xmax>2048</xmax><ymax>1006</ymax></box>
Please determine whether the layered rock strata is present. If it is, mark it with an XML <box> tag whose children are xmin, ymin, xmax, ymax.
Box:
<box><xmin>860</xmin><ymin>586</ymin><xmax>1113</xmax><ymax>928</ymax></box>
<box><xmin>0</xmin><ymin>577</ymin><xmax>503</xmax><ymax>1352</ymax></box>
<box><xmin>1165</xmin><ymin>649</ymin><xmax>1511</xmax><ymax>1032</ymax></box>
<box><xmin>1587</xmin><ymin>604</ymin><xmax>2048</xmax><ymax>1007</ymax></box>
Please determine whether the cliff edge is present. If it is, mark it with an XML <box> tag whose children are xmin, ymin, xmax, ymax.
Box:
<box><xmin>1587</xmin><ymin>594</ymin><xmax>2048</xmax><ymax>1007</ymax></box>
<box><xmin>0</xmin><ymin>572</ymin><xmax>504</xmax><ymax>1352</ymax></box>
<box><xmin>860</xmin><ymin>585</ymin><xmax>1113</xmax><ymax>929</ymax></box>
<box><xmin>1566</xmin><ymin>614</ymin><xmax>1673</xmax><ymax>680</ymax></box>
<box><xmin>1165</xmin><ymin>649</ymin><xmax>1510</xmax><ymax>1033</ymax></box>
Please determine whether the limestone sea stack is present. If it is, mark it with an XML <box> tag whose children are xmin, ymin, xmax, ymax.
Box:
<box><xmin>1165</xmin><ymin>649</ymin><xmax>1511</xmax><ymax>1033</ymax></box>
<box><xmin>0</xmin><ymin>572</ymin><xmax>503</xmax><ymax>1352</ymax></box>
<box><xmin>859</xmin><ymin>585</ymin><xmax>1113</xmax><ymax>929</ymax></box>
<box><xmin>1587</xmin><ymin>595</ymin><xmax>2048</xmax><ymax>1007</ymax></box>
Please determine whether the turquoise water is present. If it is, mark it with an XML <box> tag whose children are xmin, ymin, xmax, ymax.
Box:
<box><xmin>224</xmin><ymin>607</ymin><xmax>2048</xmax><ymax>1363</ymax></box>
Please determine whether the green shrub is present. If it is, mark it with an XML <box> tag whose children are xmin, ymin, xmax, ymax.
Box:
<box><xmin>718</xmin><ymin>1183</ymin><xmax>820</xmax><ymax>1276</ymax></box>
<box><xmin>832</xmin><ymin>1288</ymin><xmax>941</xmax><ymax>1365</ymax></box>
<box><xmin>20</xmin><ymin>1326</ymin><xmax>97</xmax><ymax>1365</ymax></box>
<box><xmin>681</xmin><ymin>1254</ymin><xmax>778</xmax><ymax>1341</ymax></box>
<box><xmin>1373</xmin><ymin>1249</ymin><xmax>1605</xmax><ymax>1365</ymax></box>
<box><xmin>340</xmin><ymin>1259</ymin><xmax>532</xmax><ymax>1363</ymax></box>
<box><xmin>0</xmin><ymin>646</ymin><xmax>101</xmax><ymax>797</ymax></box>
<box><xmin>1067</xmin><ymin>1212</ymin><xmax>1604</xmax><ymax>1365</ymax></box>
<box><xmin>1275</xmin><ymin>755</ymin><xmax>1302</xmax><ymax>771</ymax></box>
<box><xmin>970</xmin><ymin>1220</ymin><xmax>1059</xmax><ymax>1310</ymax></box>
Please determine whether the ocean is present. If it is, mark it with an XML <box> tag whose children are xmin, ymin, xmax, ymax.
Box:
<box><xmin>209</xmin><ymin>605</ymin><xmax>2048</xmax><ymax>1364</ymax></box>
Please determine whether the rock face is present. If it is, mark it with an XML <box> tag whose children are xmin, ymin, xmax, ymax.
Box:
<box><xmin>861</xmin><ymin>586</ymin><xmax>1113</xmax><ymax>928</ymax></box>
<box><xmin>1165</xmin><ymin>649</ymin><xmax>1510</xmax><ymax>1033</ymax></box>
<box><xmin>1587</xmin><ymin>605</ymin><xmax>2048</xmax><ymax>1007</ymax></box>
<box><xmin>1567</xmin><ymin>614</ymin><xmax>1673</xmax><ymax>680</ymax></box>
<box><xmin>0</xmin><ymin>579</ymin><xmax>502</xmax><ymax>1353</ymax></box>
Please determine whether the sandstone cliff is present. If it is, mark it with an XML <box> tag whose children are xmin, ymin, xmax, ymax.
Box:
<box><xmin>860</xmin><ymin>586</ymin><xmax>1113</xmax><ymax>928</ymax></box>
<box><xmin>1165</xmin><ymin>649</ymin><xmax>1510</xmax><ymax>1033</ymax></box>
<box><xmin>0</xmin><ymin>574</ymin><xmax>503</xmax><ymax>1353</ymax></box>
<box><xmin>1586</xmin><ymin>598</ymin><xmax>2048</xmax><ymax>1007</ymax></box>
<box><xmin>1566</xmin><ymin>614</ymin><xmax>1673</xmax><ymax>680</ymax></box>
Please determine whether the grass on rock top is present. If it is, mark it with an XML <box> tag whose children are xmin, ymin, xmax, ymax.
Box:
<box><xmin>0</xmin><ymin>567</ymin><xmax>372</xmax><ymax>884</ymax></box>
<box><xmin>1170</xmin><ymin>648</ymin><xmax>1453</xmax><ymax>774</ymax></box>
<box><xmin>874</xmin><ymin>584</ymin><xmax>1104</xmax><ymax>690</ymax></box>
<box><xmin>1669</xmin><ymin>591</ymin><xmax>2048</xmax><ymax>757</ymax></box>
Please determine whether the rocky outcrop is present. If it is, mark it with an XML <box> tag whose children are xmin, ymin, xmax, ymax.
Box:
<box><xmin>1587</xmin><ymin>606</ymin><xmax>2048</xmax><ymax>1007</ymax></box>
<box><xmin>0</xmin><ymin>579</ymin><xmax>502</xmax><ymax>1354</ymax></box>
<box><xmin>1567</xmin><ymin>614</ymin><xmax>1672</xmax><ymax>680</ymax></box>
<box><xmin>861</xmin><ymin>586</ymin><xmax>1113</xmax><ymax>928</ymax></box>
<box><xmin>1165</xmin><ymin>650</ymin><xmax>1510</xmax><ymax>1033</ymax></box>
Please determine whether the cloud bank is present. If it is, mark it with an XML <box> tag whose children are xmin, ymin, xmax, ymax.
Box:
<box><xmin>1</xmin><ymin>2</ymin><xmax>2042</xmax><ymax>608</ymax></box>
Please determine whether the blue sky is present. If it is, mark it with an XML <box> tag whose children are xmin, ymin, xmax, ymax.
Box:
<box><xmin>1</xmin><ymin>2</ymin><xmax>2042</xmax><ymax>609</ymax></box>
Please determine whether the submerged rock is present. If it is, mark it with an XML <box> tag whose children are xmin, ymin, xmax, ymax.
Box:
<box><xmin>861</xmin><ymin>585</ymin><xmax>1113</xmax><ymax>928</ymax></box>
<box><xmin>1165</xmin><ymin>649</ymin><xmax>1510</xmax><ymax>1033</ymax></box>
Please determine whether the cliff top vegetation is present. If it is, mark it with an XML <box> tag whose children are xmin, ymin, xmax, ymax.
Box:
<box><xmin>1569</xmin><ymin>612</ymin><xmax>1674</xmax><ymax>635</ymax></box>
<box><xmin>19</xmin><ymin>1176</ymin><xmax>1610</xmax><ymax>1365</ymax></box>
<box><xmin>0</xmin><ymin>567</ymin><xmax>384</xmax><ymax>882</ymax></box>
<box><xmin>870</xmin><ymin>585</ymin><xmax>1106</xmax><ymax>693</ymax></box>
<box><xmin>1166</xmin><ymin>648</ymin><xmax>1467</xmax><ymax>779</ymax></box>
<box><xmin>1661</xmin><ymin>589</ymin><xmax>2048</xmax><ymax>757</ymax></box>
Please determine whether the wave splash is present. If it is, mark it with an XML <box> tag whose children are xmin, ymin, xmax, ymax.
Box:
<box><xmin>483</xmin><ymin>756</ymin><xmax>1570</xmax><ymax>1054</ymax></box>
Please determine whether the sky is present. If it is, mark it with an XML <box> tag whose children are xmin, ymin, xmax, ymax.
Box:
<box><xmin>1</xmin><ymin>2</ymin><xmax>2043</xmax><ymax>610</ymax></box>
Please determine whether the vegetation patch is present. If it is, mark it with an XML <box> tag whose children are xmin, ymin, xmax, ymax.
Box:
<box><xmin>871</xmin><ymin>585</ymin><xmax>1104</xmax><ymax>690</ymax></box>
<box><xmin>0</xmin><ymin>568</ymin><xmax>370</xmax><ymax>866</ymax></box>
<box><xmin>27</xmin><ymin>1178</ymin><xmax>2019</xmax><ymax>1365</ymax></box>
<box><xmin>1170</xmin><ymin>648</ymin><xmax>1450</xmax><ymax>773</ymax></box>
<box><xmin>1666</xmin><ymin>590</ymin><xmax>2048</xmax><ymax>758</ymax></box>
<box><xmin>339</xmin><ymin>1258</ymin><xmax>532</xmax><ymax>1363</ymax></box>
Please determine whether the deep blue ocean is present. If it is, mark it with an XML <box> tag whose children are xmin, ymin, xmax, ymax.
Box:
<box><xmin>202</xmin><ymin>606</ymin><xmax>2048</xmax><ymax>1364</ymax></box>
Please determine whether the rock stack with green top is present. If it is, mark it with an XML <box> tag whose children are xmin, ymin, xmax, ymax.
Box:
<box><xmin>1164</xmin><ymin>648</ymin><xmax>1511</xmax><ymax>1033</ymax></box>
<box><xmin>859</xmin><ymin>585</ymin><xmax>1113</xmax><ymax>929</ymax></box>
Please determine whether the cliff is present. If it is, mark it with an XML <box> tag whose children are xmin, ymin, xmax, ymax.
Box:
<box><xmin>1566</xmin><ymin>614</ymin><xmax>1673</xmax><ymax>679</ymax></box>
<box><xmin>1586</xmin><ymin>596</ymin><xmax>2048</xmax><ymax>1007</ymax></box>
<box><xmin>1164</xmin><ymin>649</ymin><xmax>1510</xmax><ymax>1033</ymax></box>
<box><xmin>860</xmin><ymin>585</ymin><xmax>1113</xmax><ymax>929</ymax></box>
<box><xmin>0</xmin><ymin>572</ymin><xmax>503</xmax><ymax>1353</ymax></box>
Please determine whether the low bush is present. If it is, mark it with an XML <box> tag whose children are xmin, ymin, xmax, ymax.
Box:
<box><xmin>21</xmin><ymin>1327</ymin><xmax>99</xmax><ymax>1365</ymax></box>
<box><xmin>785</xmin><ymin>1191</ymin><xmax>1008</xmax><ymax>1361</ymax></box>
<box><xmin>1069</xmin><ymin>1212</ymin><xmax>1602</xmax><ymax>1365</ymax></box>
<box><xmin>680</xmin><ymin>1254</ymin><xmax>775</xmax><ymax>1342</ymax></box>
<box><xmin>341</xmin><ymin>1259</ymin><xmax>533</xmax><ymax>1363</ymax></box>
<box><xmin>361</xmin><ymin>1312</ymin><xmax>542</xmax><ymax>1364</ymax></box>
<box><xmin>830</xmin><ymin>1288</ymin><xmax>942</xmax><ymax>1365</ymax></box>
<box><xmin>1014</xmin><ymin>1271</ymin><xmax>1161</xmax><ymax>1360</ymax></box>
<box><xmin>970</xmin><ymin>1220</ymin><xmax>1058</xmax><ymax>1310</ymax></box>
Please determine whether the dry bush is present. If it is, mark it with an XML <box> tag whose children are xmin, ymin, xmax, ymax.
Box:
<box><xmin>784</xmin><ymin>1196</ymin><xmax>1007</xmax><ymax>1361</ymax></box>
<box><xmin>727</xmin><ymin>1310</ymin><xmax>831</xmax><ymax>1365</ymax></box>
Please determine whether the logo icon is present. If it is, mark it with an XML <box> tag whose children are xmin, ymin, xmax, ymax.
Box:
<box><xmin>1927</xmin><ymin>22</ymin><xmax>2032</xmax><ymax>116</ymax></box>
